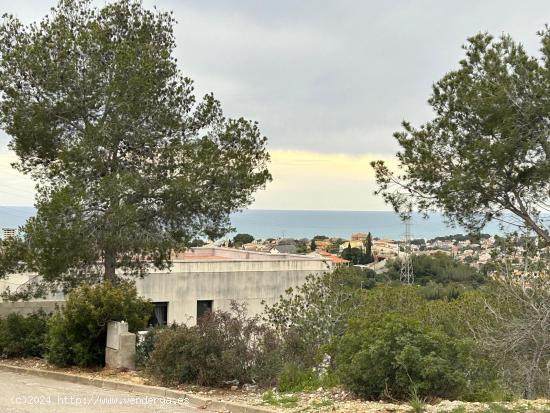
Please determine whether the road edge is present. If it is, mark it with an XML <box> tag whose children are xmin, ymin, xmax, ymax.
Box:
<box><xmin>0</xmin><ymin>363</ymin><xmax>275</xmax><ymax>413</ymax></box>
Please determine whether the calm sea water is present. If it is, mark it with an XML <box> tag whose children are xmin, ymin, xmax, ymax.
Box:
<box><xmin>0</xmin><ymin>207</ymin><xmax>505</xmax><ymax>241</ymax></box>
<box><xmin>229</xmin><ymin>209</ymin><xmax>506</xmax><ymax>240</ymax></box>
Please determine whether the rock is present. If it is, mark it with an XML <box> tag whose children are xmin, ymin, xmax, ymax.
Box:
<box><xmin>317</xmin><ymin>387</ymin><xmax>323</xmax><ymax>392</ymax></box>
<box><xmin>230</xmin><ymin>385</ymin><xmax>238</xmax><ymax>391</ymax></box>
<box><xmin>223</xmin><ymin>379</ymin><xmax>239</xmax><ymax>386</ymax></box>
<box><xmin>243</xmin><ymin>384</ymin><xmax>258</xmax><ymax>392</ymax></box>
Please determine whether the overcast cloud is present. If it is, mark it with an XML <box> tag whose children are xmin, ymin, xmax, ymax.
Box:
<box><xmin>1</xmin><ymin>1</ymin><xmax>550</xmax><ymax>208</ymax></box>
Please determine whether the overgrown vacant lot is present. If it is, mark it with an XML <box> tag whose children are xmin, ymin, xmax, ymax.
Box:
<box><xmin>4</xmin><ymin>268</ymin><xmax>550</xmax><ymax>406</ymax></box>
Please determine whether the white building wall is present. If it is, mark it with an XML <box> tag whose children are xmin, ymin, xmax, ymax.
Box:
<box><xmin>0</xmin><ymin>250</ymin><xmax>330</xmax><ymax>324</ymax></box>
<box><xmin>136</xmin><ymin>258</ymin><xmax>329</xmax><ymax>325</ymax></box>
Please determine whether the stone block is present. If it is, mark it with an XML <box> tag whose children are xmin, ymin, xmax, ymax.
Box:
<box><xmin>118</xmin><ymin>332</ymin><xmax>136</xmax><ymax>370</ymax></box>
<box><xmin>105</xmin><ymin>331</ymin><xmax>136</xmax><ymax>370</ymax></box>
<box><xmin>106</xmin><ymin>321</ymin><xmax>128</xmax><ymax>350</ymax></box>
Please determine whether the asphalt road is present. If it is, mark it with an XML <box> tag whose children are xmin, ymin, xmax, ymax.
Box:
<box><xmin>0</xmin><ymin>370</ymin><xmax>202</xmax><ymax>413</ymax></box>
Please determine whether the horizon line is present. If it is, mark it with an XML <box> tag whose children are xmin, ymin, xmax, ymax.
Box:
<box><xmin>0</xmin><ymin>205</ymin><xmax>418</xmax><ymax>214</ymax></box>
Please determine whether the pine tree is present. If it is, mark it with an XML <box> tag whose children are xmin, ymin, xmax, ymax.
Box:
<box><xmin>0</xmin><ymin>1</ymin><xmax>270</xmax><ymax>293</ymax></box>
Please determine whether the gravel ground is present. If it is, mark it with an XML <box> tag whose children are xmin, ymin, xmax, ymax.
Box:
<box><xmin>2</xmin><ymin>358</ymin><xmax>550</xmax><ymax>413</ymax></box>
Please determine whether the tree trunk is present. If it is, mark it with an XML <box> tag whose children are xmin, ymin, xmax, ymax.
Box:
<box><xmin>104</xmin><ymin>248</ymin><xmax>116</xmax><ymax>282</ymax></box>
<box><xmin>525</xmin><ymin>348</ymin><xmax>542</xmax><ymax>399</ymax></box>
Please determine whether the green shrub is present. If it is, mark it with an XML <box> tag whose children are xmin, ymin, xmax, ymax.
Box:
<box><xmin>277</xmin><ymin>363</ymin><xmax>318</xmax><ymax>392</ymax></box>
<box><xmin>136</xmin><ymin>325</ymin><xmax>166</xmax><ymax>368</ymax></box>
<box><xmin>46</xmin><ymin>281</ymin><xmax>153</xmax><ymax>367</ymax></box>
<box><xmin>0</xmin><ymin>311</ymin><xmax>49</xmax><ymax>358</ymax></box>
<box><xmin>264</xmin><ymin>267</ymin><xmax>363</xmax><ymax>369</ymax></box>
<box><xmin>385</xmin><ymin>253</ymin><xmax>486</xmax><ymax>286</ymax></box>
<box><xmin>335</xmin><ymin>313</ymin><xmax>496</xmax><ymax>400</ymax></box>
<box><xmin>145</xmin><ymin>324</ymin><xmax>199</xmax><ymax>385</ymax></box>
<box><xmin>276</xmin><ymin>362</ymin><xmax>339</xmax><ymax>392</ymax></box>
<box><xmin>147</xmin><ymin>303</ymin><xmax>282</xmax><ymax>387</ymax></box>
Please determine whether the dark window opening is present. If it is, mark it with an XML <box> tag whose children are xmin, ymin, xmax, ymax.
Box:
<box><xmin>197</xmin><ymin>300</ymin><xmax>213</xmax><ymax>321</ymax></box>
<box><xmin>152</xmin><ymin>302</ymin><xmax>168</xmax><ymax>326</ymax></box>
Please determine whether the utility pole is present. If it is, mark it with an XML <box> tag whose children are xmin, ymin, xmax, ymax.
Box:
<box><xmin>400</xmin><ymin>218</ymin><xmax>414</xmax><ymax>284</ymax></box>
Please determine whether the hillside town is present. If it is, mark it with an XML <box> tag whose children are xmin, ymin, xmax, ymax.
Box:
<box><xmin>0</xmin><ymin>225</ymin><xmax>511</xmax><ymax>278</ymax></box>
<box><xmin>206</xmin><ymin>230</ymin><xmax>498</xmax><ymax>270</ymax></box>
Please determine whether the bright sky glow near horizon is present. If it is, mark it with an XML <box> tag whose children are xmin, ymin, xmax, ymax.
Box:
<box><xmin>1</xmin><ymin>0</ymin><xmax>550</xmax><ymax>210</ymax></box>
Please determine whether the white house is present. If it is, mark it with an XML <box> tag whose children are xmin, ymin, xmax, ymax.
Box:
<box><xmin>0</xmin><ymin>247</ymin><xmax>330</xmax><ymax>325</ymax></box>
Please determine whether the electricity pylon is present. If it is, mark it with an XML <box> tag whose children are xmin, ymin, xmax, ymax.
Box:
<box><xmin>400</xmin><ymin>218</ymin><xmax>414</xmax><ymax>284</ymax></box>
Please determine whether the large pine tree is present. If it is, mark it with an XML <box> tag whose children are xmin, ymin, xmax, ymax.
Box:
<box><xmin>0</xmin><ymin>0</ymin><xmax>271</xmax><ymax>295</ymax></box>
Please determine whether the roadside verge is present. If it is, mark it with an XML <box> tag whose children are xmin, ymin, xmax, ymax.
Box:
<box><xmin>0</xmin><ymin>363</ymin><xmax>275</xmax><ymax>413</ymax></box>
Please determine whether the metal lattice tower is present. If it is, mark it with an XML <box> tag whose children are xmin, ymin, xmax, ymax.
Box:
<box><xmin>400</xmin><ymin>219</ymin><xmax>414</xmax><ymax>284</ymax></box>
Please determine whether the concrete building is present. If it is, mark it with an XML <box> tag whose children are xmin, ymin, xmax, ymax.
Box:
<box><xmin>339</xmin><ymin>240</ymin><xmax>364</xmax><ymax>252</ymax></box>
<box><xmin>0</xmin><ymin>247</ymin><xmax>330</xmax><ymax>324</ymax></box>
<box><xmin>351</xmin><ymin>233</ymin><xmax>368</xmax><ymax>242</ymax></box>
<box><xmin>139</xmin><ymin>247</ymin><xmax>329</xmax><ymax>325</ymax></box>
<box><xmin>1</xmin><ymin>228</ymin><xmax>16</xmax><ymax>240</ymax></box>
<box><xmin>270</xmin><ymin>244</ymin><xmax>298</xmax><ymax>254</ymax></box>
<box><xmin>312</xmin><ymin>239</ymin><xmax>331</xmax><ymax>250</ymax></box>
<box><xmin>307</xmin><ymin>250</ymin><xmax>349</xmax><ymax>266</ymax></box>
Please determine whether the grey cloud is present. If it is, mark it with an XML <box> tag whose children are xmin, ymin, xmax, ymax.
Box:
<box><xmin>2</xmin><ymin>0</ymin><xmax>550</xmax><ymax>155</ymax></box>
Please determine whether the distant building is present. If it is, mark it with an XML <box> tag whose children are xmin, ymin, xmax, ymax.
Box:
<box><xmin>339</xmin><ymin>240</ymin><xmax>364</xmax><ymax>252</ymax></box>
<box><xmin>372</xmin><ymin>240</ymin><xmax>399</xmax><ymax>258</ymax></box>
<box><xmin>2</xmin><ymin>228</ymin><xmax>16</xmax><ymax>240</ymax></box>
<box><xmin>351</xmin><ymin>232</ymin><xmax>368</xmax><ymax>242</ymax></box>
<box><xmin>270</xmin><ymin>244</ymin><xmax>298</xmax><ymax>254</ymax></box>
<box><xmin>478</xmin><ymin>252</ymin><xmax>492</xmax><ymax>265</ymax></box>
<box><xmin>313</xmin><ymin>239</ymin><xmax>331</xmax><ymax>250</ymax></box>
<box><xmin>308</xmin><ymin>250</ymin><xmax>349</xmax><ymax>266</ymax></box>
<box><xmin>276</xmin><ymin>238</ymin><xmax>296</xmax><ymax>245</ymax></box>
<box><xmin>242</xmin><ymin>242</ymin><xmax>270</xmax><ymax>253</ymax></box>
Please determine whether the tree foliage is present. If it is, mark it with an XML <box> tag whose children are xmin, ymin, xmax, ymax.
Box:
<box><xmin>0</xmin><ymin>311</ymin><xmax>49</xmax><ymax>358</ymax></box>
<box><xmin>0</xmin><ymin>0</ymin><xmax>270</xmax><ymax>291</ymax></box>
<box><xmin>263</xmin><ymin>267</ymin><xmax>363</xmax><ymax>367</ymax></box>
<box><xmin>312</xmin><ymin>235</ymin><xmax>329</xmax><ymax>241</ymax></box>
<box><xmin>46</xmin><ymin>281</ymin><xmax>152</xmax><ymax>367</ymax></box>
<box><xmin>233</xmin><ymin>233</ymin><xmax>254</xmax><ymax>247</ymax></box>
<box><xmin>335</xmin><ymin>313</ymin><xmax>494</xmax><ymax>401</ymax></box>
<box><xmin>372</xmin><ymin>31</ymin><xmax>550</xmax><ymax>241</ymax></box>
<box><xmin>385</xmin><ymin>253</ymin><xmax>486</xmax><ymax>286</ymax></box>
<box><xmin>341</xmin><ymin>245</ymin><xmax>371</xmax><ymax>265</ymax></box>
<box><xmin>474</xmin><ymin>235</ymin><xmax>550</xmax><ymax>399</ymax></box>
<box><xmin>363</xmin><ymin>232</ymin><xmax>374</xmax><ymax>264</ymax></box>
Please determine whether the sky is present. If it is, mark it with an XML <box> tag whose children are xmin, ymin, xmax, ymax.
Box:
<box><xmin>1</xmin><ymin>0</ymin><xmax>550</xmax><ymax>210</ymax></box>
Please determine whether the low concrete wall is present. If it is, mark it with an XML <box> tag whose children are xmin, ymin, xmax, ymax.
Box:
<box><xmin>0</xmin><ymin>300</ymin><xmax>63</xmax><ymax>317</ymax></box>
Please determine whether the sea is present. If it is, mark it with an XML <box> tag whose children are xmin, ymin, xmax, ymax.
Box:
<box><xmin>0</xmin><ymin>206</ymin><xmax>507</xmax><ymax>241</ymax></box>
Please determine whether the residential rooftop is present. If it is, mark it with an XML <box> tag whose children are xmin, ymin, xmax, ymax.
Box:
<box><xmin>171</xmin><ymin>247</ymin><xmax>320</xmax><ymax>262</ymax></box>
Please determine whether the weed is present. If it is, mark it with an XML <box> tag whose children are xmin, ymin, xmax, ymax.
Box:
<box><xmin>408</xmin><ymin>387</ymin><xmax>426</xmax><ymax>413</ymax></box>
<box><xmin>261</xmin><ymin>390</ymin><xmax>299</xmax><ymax>409</ymax></box>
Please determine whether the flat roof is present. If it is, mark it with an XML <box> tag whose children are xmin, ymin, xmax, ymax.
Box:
<box><xmin>172</xmin><ymin>247</ymin><xmax>321</xmax><ymax>262</ymax></box>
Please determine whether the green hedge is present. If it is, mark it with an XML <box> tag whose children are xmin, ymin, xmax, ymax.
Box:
<box><xmin>0</xmin><ymin>311</ymin><xmax>49</xmax><ymax>358</ymax></box>
<box><xmin>46</xmin><ymin>281</ymin><xmax>153</xmax><ymax>367</ymax></box>
<box><xmin>335</xmin><ymin>313</ymin><xmax>498</xmax><ymax>400</ymax></box>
